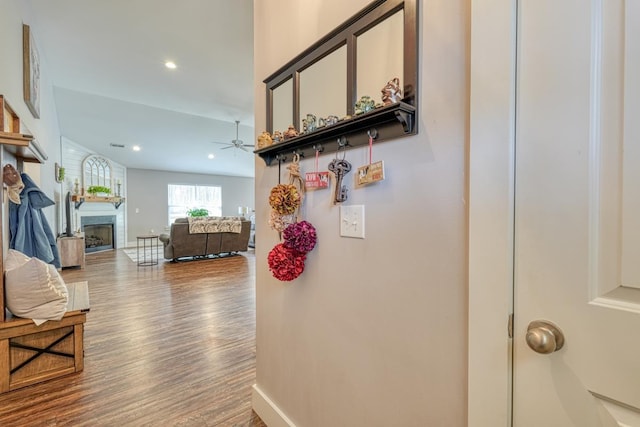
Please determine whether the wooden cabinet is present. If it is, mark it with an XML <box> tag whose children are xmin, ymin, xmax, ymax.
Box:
<box><xmin>0</xmin><ymin>310</ymin><xmax>86</xmax><ymax>393</ymax></box>
<box><xmin>57</xmin><ymin>235</ymin><xmax>85</xmax><ymax>269</ymax></box>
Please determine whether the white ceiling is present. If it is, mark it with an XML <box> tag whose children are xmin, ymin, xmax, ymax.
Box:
<box><xmin>26</xmin><ymin>0</ymin><xmax>255</xmax><ymax>177</ymax></box>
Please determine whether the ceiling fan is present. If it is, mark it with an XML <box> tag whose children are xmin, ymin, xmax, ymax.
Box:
<box><xmin>210</xmin><ymin>120</ymin><xmax>254</xmax><ymax>152</ymax></box>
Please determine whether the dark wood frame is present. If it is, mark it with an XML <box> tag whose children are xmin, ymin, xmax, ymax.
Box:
<box><xmin>257</xmin><ymin>0</ymin><xmax>418</xmax><ymax>165</ymax></box>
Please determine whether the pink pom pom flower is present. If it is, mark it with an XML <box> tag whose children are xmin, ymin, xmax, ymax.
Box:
<box><xmin>282</xmin><ymin>221</ymin><xmax>317</xmax><ymax>253</ymax></box>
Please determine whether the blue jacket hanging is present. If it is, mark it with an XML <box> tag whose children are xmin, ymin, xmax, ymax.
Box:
<box><xmin>9</xmin><ymin>172</ymin><xmax>61</xmax><ymax>268</ymax></box>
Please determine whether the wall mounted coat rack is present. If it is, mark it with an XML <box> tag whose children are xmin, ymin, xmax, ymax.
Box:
<box><xmin>256</xmin><ymin>101</ymin><xmax>415</xmax><ymax>165</ymax></box>
<box><xmin>258</xmin><ymin>0</ymin><xmax>418</xmax><ymax>166</ymax></box>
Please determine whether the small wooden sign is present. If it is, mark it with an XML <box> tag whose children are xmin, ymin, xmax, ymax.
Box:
<box><xmin>305</xmin><ymin>171</ymin><xmax>330</xmax><ymax>190</ymax></box>
<box><xmin>356</xmin><ymin>160</ymin><xmax>385</xmax><ymax>185</ymax></box>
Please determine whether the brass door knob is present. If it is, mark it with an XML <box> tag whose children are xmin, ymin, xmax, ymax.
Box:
<box><xmin>526</xmin><ymin>320</ymin><xmax>565</xmax><ymax>354</ymax></box>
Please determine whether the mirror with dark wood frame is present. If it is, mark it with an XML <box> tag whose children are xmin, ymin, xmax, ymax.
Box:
<box><xmin>258</xmin><ymin>0</ymin><xmax>418</xmax><ymax>165</ymax></box>
<box><xmin>356</xmin><ymin>9</ymin><xmax>404</xmax><ymax>104</ymax></box>
<box><xmin>272</xmin><ymin>78</ymin><xmax>293</xmax><ymax>136</ymax></box>
<box><xmin>299</xmin><ymin>45</ymin><xmax>347</xmax><ymax>132</ymax></box>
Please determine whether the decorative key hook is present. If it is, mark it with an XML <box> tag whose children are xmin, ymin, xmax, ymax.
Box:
<box><xmin>328</xmin><ymin>158</ymin><xmax>352</xmax><ymax>204</ymax></box>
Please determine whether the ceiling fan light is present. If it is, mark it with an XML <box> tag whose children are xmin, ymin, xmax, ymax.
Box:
<box><xmin>208</xmin><ymin>120</ymin><xmax>254</xmax><ymax>152</ymax></box>
<box><xmin>165</xmin><ymin>61</ymin><xmax>177</xmax><ymax>69</ymax></box>
<box><xmin>208</xmin><ymin>154</ymin><xmax>215</xmax><ymax>159</ymax></box>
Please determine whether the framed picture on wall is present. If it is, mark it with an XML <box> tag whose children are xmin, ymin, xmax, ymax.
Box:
<box><xmin>23</xmin><ymin>24</ymin><xmax>40</xmax><ymax>119</ymax></box>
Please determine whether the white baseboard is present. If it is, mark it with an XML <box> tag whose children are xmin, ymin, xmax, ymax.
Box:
<box><xmin>252</xmin><ymin>384</ymin><xmax>297</xmax><ymax>427</ymax></box>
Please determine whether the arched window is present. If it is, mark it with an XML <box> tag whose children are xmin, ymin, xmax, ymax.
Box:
<box><xmin>82</xmin><ymin>155</ymin><xmax>113</xmax><ymax>191</ymax></box>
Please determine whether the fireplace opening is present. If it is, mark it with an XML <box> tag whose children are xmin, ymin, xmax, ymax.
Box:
<box><xmin>84</xmin><ymin>224</ymin><xmax>113</xmax><ymax>252</ymax></box>
<box><xmin>81</xmin><ymin>215</ymin><xmax>117</xmax><ymax>253</ymax></box>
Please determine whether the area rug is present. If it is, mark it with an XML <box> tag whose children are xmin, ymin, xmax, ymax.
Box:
<box><xmin>122</xmin><ymin>247</ymin><xmax>163</xmax><ymax>264</ymax></box>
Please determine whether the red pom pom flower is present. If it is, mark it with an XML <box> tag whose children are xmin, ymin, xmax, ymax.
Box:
<box><xmin>283</xmin><ymin>221</ymin><xmax>317</xmax><ymax>253</ymax></box>
<box><xmin>268</xmin><ymin>243</ymin><xmax>306</xmax><ymax>281</ymax></box>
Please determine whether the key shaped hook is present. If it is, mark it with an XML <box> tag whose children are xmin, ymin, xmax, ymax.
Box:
<box><xmin>328</xmin><ymin>158</ymin><xmax>352</xmax><ymax>204</ymax></box>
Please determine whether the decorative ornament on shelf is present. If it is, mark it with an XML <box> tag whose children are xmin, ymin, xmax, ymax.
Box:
<box><xmin>381</xmin><ymin>77</ymin><xmax>403</xmax><ymax>105</ymax></box>
<box><xmin>355</xmin><ymin>95</ymin><xmax>375</xmax><ymax>115</ymax></box>
<box><xmin>272</xmin><ymin>130</ymin><xmax>283</xmax><ymax>144</ymax></box>
<box><xmin>283</xmin><ymin>125</ymin><xmax>299</xmax><ymax>140</ymax></box>
<box><xmin>257</xmin><ymin>131</ymin><xmax>273</xmax><ymax>149</ymax></box>
<box><xmin>324</xmin><ymin>115</ymin><xmax>339</xmax><ymax>127</ymax></box>
<box><xmin>302</xmin><ymin>114</ymin><xmax>317</xmax><ymax>133</ymax></box>
<box><xmin>87</xmin><ymin>185</ymin><xmax>111</xmax><ymax>197</ymax></box>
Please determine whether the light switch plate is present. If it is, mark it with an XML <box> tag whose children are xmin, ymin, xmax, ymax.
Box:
<box><xmin>340</xmin><ymin>205</ymin><xmax>365</xmax><ymax>238</ymax></box>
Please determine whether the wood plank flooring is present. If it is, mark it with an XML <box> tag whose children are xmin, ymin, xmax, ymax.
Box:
<box><xmin>0</xmin><ymin>249</ymin><xmax>266</xmax><ymax>427</ymax></box>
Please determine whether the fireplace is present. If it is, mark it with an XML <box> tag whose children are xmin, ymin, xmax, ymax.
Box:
<box><xmin>81</xmin><ymin>215</ymin><xmax>116</xmax><ymax>253</ymax></box>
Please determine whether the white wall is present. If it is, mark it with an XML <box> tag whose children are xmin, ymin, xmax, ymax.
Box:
<box><xmin>0</xmin><ymin>0</ymin><xmax>63</xmax><ymax>237</ymax></box>
<box><xmin>126</xmin><ymin>168</ymin><xmax>254</xmax><ymax>242</ymax></box>
<box><xmin>253</xmin><ymin>1</ymin><xmax>469</xmax><ymax>426</ymax></box>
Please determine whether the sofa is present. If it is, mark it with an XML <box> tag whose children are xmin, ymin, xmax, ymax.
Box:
<box><xmin>159</xmin><ymin>217</ymin><xmax>251</xmax><ymax>261</ymax></box>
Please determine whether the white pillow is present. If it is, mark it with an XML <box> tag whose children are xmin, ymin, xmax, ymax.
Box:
<box><xmin>5</xmin><ymin>249</ymin><xmax>69</xmax><ymax>325</ymax></box>
<box><xmin>5</xmin><ymin>249</ymin><xmax>30</xmax><ymax>270</ymax></box>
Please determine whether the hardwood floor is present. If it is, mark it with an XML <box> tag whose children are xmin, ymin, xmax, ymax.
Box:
<box><xmin>0</xmin><ymin>249</ymin><xmax>266</xmax><ymax>427</ymax></box>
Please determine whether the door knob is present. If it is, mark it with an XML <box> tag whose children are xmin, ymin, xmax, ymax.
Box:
<box><xmin>526</xmin><ymin>320</ymin><xmax>565</xmax><ymax>354</ymax></box>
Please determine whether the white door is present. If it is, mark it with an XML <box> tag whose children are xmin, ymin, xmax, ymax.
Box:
<box><xmin>513</xmin><ymin>0</ymin><xmax>640</xmax><ymax>426</ymax></box>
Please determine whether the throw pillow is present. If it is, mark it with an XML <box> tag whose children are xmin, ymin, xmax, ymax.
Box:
<box><xmin>5</xmin><ymin>249</ymin><xmax>69</xmax><ymax>325</ymax></box>
<box><xmin>5</xmin><ymin>248</ymin><xmax>30</xmax><ymax>270</ymax></box>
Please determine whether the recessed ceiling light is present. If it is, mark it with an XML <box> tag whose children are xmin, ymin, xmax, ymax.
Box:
<box><xmin>132</xmin><ymin>145</ymin><xmax>141</xmax><ymax>152</ymax></box>
<box><xmin>208</xmin><ymin>154</ymin><xmax>215</xmax><ymax>159</ymax></box>
<box><xmin>165</xmin><ymin>61</ymin><xmax>177</xmax><ymax>69</ymax></box>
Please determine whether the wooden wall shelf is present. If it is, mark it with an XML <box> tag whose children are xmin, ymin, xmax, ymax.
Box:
<box><xmin>72</xmin><ymin>195</ymin><xmax>125</xmax><ymax>209</ymax></box>
<box><xmin>0</xmin><ymin>95</ymin><xmax>47</xmax><ymax>164</ymax></box>
<box><xmin>0</xmin><ymin>132</ymin><xmax>48</xmax><ymax>164</ymax></box>
<box><xmin>255</xmin><ymin>101</ymin><xmax>416</xmax><ymax>166</ymax></box>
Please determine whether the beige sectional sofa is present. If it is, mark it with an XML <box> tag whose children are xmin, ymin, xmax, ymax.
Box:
<box><xmin>159</xmin><ymin>217</ymin><xmax>251</xmax><ymax>261</ymax></box>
